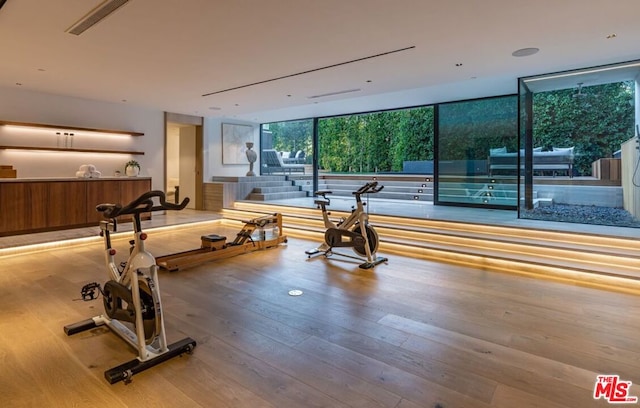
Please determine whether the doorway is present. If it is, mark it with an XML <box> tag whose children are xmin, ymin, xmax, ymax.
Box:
<box><xmin>165</xmin><ymin>113</ymin><xmax>203</xmax><ymax>209</ymax></box>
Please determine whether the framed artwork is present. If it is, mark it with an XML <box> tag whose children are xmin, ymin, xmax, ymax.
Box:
<box><xmin>222</xmin><ymin>123</ymin><xmax>254</xmax><ymax>164</ymax></box>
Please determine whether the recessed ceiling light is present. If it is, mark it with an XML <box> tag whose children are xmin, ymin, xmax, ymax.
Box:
<box><xmin>366</xmin><ymin>80</ymin><xmax>372</xmax><ymax>83</ymax></box>
<box><xmin>121</xmin><ymin>99</ymin><xmax>127</xmax><ymax>102</ymax></box>
<box><xmin>234</xmin><ymin>103</ymin><xmax>240</xmax><ymax>106</ymax></box>
<box><xmin>37</xmin><ymin>68</ymin><xmax>46</xmax><ymax>72</ymax></box>
<box><xmin>455</xmin><ymin>63</ymin><xmax>463</xmax><ymax>67</ymax></box>
<box><xmin>512</xmin><ymin>47</ymin><xmax>539</xmax><ymax>57</ymax></box>
<box><xmin>15</xmin><ymin>82</ymin><xmax>22</xmax><ymax>86</ymax></box>
<box><xmin>606</xmin><ymin>33</ymin><xmax>617</xmax><ymax>39</ymax></box>
<box><xmin>286</xmin><ymin>94</ymin><xmax>292</xmax><ymax>97</ymax></box>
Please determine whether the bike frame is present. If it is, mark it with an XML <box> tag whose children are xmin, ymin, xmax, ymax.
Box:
<box><xmin>64</xmin><ymin>190</ymin><xmax>196</xmax><ymax>384</ymax></box>
<box><xmin>315</xmin><ymin>192</ymin><xmax>373</xmax><ymax>259</ymax></box>
<box><xmin>99</xmin><ymin>213</ymin><xmax>168</xmax><ymax>360</ymax></box>
<box><xmin>316</xmin><ymin>192</ymin><xmax>368</xmax><ymax>230</ymax></box>
<box><xmin>307</xmin><ymin>182</ymin><xmax>387</xmax><ymax>269</ymax></box>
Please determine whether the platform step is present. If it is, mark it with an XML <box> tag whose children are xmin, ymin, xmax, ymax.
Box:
<box><xmin>224</xmin><ymin>202</ymin><xmax>640</xmax><ymax>293</ymax></box>
<box><xmin>247</xmin><ymin>191</ymin><xmax>309</xmax><ymax>201</ymax></box>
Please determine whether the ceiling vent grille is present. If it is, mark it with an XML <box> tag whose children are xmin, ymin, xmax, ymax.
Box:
<box><xmin>308</xmin><ymin>88</ymin><xmax>362</xmax><ymax>99</ymax></box>
<box><xmin>66</xmin><ymin>0</ymin><xmax>130</xmax><ymax>35</ymax></box>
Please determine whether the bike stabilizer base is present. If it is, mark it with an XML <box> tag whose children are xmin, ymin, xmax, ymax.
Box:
<box><xmin>306</xmin><ymin>247</ymin><xmax>388</xmax><ymax>270</ymax></box>
<box><xmin>64</xmin><ymin>318</ymin><xmax>196</xmax><ymax>384</ymax></box>
<box><xmin>104</xmin><ymin>337</ymin><xmax>196</xmax><ymax>384</ymax></box>
<box><xmin>359</xmin><ymin>256</ymin><xmax>388</xmax><ymax>269</ymax></box>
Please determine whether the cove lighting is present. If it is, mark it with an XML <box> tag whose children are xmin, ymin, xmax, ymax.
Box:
<box><xmin>1</xmin><ymin>149</ymin><xmax>135</xmax><ymax>158</ymax></box>
<box><xmin>0</xmin><ymin>220</ymin><xmax>223</xmax><ymax>258</ymax></box>
<box><xmin>2</xmin><ymin>125</ymin><xmax>132</xmax><ymax>138</ymax></box>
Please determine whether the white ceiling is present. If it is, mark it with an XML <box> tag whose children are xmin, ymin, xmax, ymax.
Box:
<box><xmin>1</xmin><ymin>0</ymin><xmax>639</xmax><ymax>123</ymax></box>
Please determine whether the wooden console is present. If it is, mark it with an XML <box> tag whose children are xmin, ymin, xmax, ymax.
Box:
<box><xmin>0</xmin><ymin>177</ymin><xmax>151</xmax><ymax>236</ymax></box>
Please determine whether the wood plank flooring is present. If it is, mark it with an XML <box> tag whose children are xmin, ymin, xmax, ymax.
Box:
<box><xmin>1</xmin><ymin>222</ymin><xmax>638</xmax><ymax>407</ymax></box>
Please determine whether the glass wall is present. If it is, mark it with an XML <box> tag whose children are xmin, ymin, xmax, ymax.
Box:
<box><xmin>260</xmin><ymin>119</ymin><xmax>313</xmax><ymax>174</ymax></box>
<box><xmin>317</xmin><ymin>107</ymin><xmax>434</xmax><ymax>175</ymax></box>
<box><xmin>519</xmin><ymin>60</ymin><xmax>638</xmax><ymax>228</ymax></box>
<box><xmin>436</xmin><ymin>95</ymin><xmax>518</xmax><ymax>207</ymax></box>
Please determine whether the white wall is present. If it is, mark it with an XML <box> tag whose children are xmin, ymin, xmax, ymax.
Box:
<box><xmin>0</xmin><ymin>86</ymin><xmax>165</xmax><ymax>190</ymax></box>
<box><xmin>203</xmin><ymin>117</ymin><xmax>259</xmax><ymax>180</ymax></box>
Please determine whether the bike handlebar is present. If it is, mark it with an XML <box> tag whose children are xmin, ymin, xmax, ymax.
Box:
<box><xmin>96</xmin><ymin>190</ymin><xmax>190</xmax><ymax>219</ymax></box>
<box><xmin>353</xmin><ymin>181</ymin><xmax>384</xmax><ymax>196</ymax></box>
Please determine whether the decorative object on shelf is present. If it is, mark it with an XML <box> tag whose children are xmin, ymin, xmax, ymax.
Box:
<box><xmin>125</xmin><ymin>160</ymin><xmax>140</xmax><ymax>177</ymax></box>
<box><xmin>0</xmin><ymin>164</ymin><xmax>16</xmax><ymax>178</ymax></box>
<box><xmin>245</xmin><ymin>142</ymin><xmax>257</xmax><ymax>176</ymax></box>
<box><xmin>76</xmin><ymin>164</ymin><xmax>101</xmax><ymax>178</ymax></box>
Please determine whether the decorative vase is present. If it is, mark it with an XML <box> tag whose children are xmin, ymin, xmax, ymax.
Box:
<box><xmin>125</xmin><ymin>165</ymin><xmax>139</xmax><ymax>177</ymax></box>
<box><xmin>245</xmin><ymin>142</ymin><xmax>257</xmax><ymax>176</ymax></box>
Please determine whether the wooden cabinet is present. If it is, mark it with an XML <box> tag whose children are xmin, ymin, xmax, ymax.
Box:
<box><xmin>0</xmin><ymin>182</ymin><xmax>48</xmax><ymax>233</ymax></box>
<box><xmin>0</xmin><ymin>178</ymin><xmax>151</xmax><ymax>236</ymax></box>
<box><xmin>87</xmin><ymin>180</ymin><xmax>123</xmax><ymax>224</ymax></box>
<box><xmin>48</xmin><ymin>181</ymin><xmax>88</xmax><ymax>227</ymax></box>
<box><xmin>86</xmin><ymin>179</ymin><xmax>152</xmax><ymax>224</ymax></box>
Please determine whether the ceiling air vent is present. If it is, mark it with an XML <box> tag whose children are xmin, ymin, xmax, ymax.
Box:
<box><xmin>308</xmin><ymin>88</ymin><xmax>362</xmax><ymax>99</ymax></box>
<box><xmin>66</xmin><ymin>0</ymin><xmax>130</xmax><ymax>36</ymax></box>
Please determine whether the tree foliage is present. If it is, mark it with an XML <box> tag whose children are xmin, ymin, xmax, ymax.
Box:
<box><xmin>438</xmin><ymin>96</ymin><xmax>517</xmax><ymax>160</ymax></box>
<box><xmin>533</xmin><ymin>81</ymin><xmax>635</xmax><ymax>174</ymax></box>
<box><xmin>317</xmin><ymin>107</ymin><xmax>434</xmax><ymax>172</ymax></box>
<box><xmin>266</xmin><ymin>120</ymin><xmax>313</xmax><ymax>163</ymax></box>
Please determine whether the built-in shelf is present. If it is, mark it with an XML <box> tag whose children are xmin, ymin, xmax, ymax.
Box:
<box><xmin>0</xmin><ymin>120</ymin><xmax>144</xmax><ymax>136</ymax></box>
<box><xmin>0</xmin><ymin>145</ymin><xmax>145</xmax><ymax>155</ymax></box>
<box><xmin>0</xmin><ymin>120</ymin><xmax>145</xmax><ymax>156</ymax></box>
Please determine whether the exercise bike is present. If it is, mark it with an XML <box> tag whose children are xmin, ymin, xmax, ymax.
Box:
<box><xmin>305</xmin><ymin>181</ymin><xmax>388</xmax><ymax>269</ymax></box>
<box><xmin>64</xmin><ymin>190</ymin><xmax>196</xmax><ymax>384</ymax></box>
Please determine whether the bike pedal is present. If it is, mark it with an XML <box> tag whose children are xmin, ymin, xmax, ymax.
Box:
<box><xmin>80</xmin><ymin>282</ymin><xmax>101</xmax><ymax>301</ymax></box>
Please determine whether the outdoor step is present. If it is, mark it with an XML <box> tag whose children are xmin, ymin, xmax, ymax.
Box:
<box><xmin>322</xmin><ymin>180</ymin><xmax>434</xmax><ymax>188</ymax></box>
<box><xmin>252</xmin><ymin>186</ymin><xmax>302</xmax><ymax>194</ymax></box>
<box><xmin>315</xmin><ymin>189</ymin><xmax>433</xmax><ymax>201</ymax></box>
<box><xmin>324</xmin><ymin>184</ymin><xmax>433</xmax><ymax>194</ymax></box>
<box><xmin>242</xmin><ymin>180</ymin><xmax>299</xmax><ymax>188</ymax></box>
<box><xmin>211</xmin><ymin>175</ymin><xmax>288</xmax><ymax>182</ymax></box>
<box><xmin>291</xmin><ymin>179</ymin><xmax>315</xmax><ymax>188</ymax></box>
<box><xmin>247</xmin><ymin>191</ymin><xmax>308</xmax><ymax>200</ymax></box>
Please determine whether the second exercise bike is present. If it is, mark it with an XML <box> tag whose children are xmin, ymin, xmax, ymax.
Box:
<box><xmin>306</xmin><ymin>181</ymin><xmax>388</xmax><ymax>269</ymax></box>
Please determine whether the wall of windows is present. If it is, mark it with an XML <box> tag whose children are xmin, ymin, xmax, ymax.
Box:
<box><xmin>519</xmin><ymin>61</ymin><xmax>638</xmax><ymax>228</ymax></box>
<box><xmin>436</xmin><ymin>96</ymin><xmax>518</xmax><ymax>207</ymax></box>
<box><xmin>257</xmin><ymin>60</ymin><xmax>639</xmax><ymax>229</ymax></box>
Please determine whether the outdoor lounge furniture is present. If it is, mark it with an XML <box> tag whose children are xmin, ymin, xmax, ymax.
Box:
<box><xmin>488</xmin><ymin>147</ymin><xmax>574</xmax><ymax>177</ymax></box>
<box><xmin>282</xmin><ymin>150</ymin><xmax>306</xmax><ymax>164</ymax></box>
<box><xmin>262</xmin><ymin>149</ymin><xmax>306</xmax><ymax>174</ymax></box>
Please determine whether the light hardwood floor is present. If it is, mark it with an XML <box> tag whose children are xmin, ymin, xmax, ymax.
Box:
<box><xmin>0</xmin><ymin>222</ymin><xmax>638</xmax><ymax>407</ymax></box>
